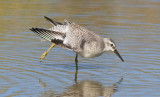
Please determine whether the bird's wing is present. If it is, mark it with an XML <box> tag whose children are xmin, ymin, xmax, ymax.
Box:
<box><xmin>63</xmin><ymin>22</ymin><xmax>100</xmax><ymax>52</ymax></box>
<box><xmin>44</xmin><ymin>16</ymin><xmax>70</xmax><ymax>34</ymax></box>
<box><xmin>30</xmin><ymin>28</ymin><xmax>65</xmax><ymax>42</ymax></box>
<box><xmin>44</xmin><ymin>16</ymin><xmax>64</xmax><ymax>26</ymax></box>
<box><xmin>30</xmin><ymin>28</ymin><xmax>74</xmax><ymax>50</ymax></box>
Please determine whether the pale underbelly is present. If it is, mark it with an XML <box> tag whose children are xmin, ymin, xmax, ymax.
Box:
<box><xmin>78</xmin><ymin>50</ymin><xmax>103</xmax><ymax>58</ymax></box>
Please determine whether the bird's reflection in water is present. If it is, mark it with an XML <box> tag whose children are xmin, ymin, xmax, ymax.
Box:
<box><xmin>40</xmin><ymin>67</ymin><xmax>123</xmax><ymax>97</ymax></box>
<box><xmin>40</xmin><ymin>78</ymin><xmax>123</xmax><ymax>97</ymax></box>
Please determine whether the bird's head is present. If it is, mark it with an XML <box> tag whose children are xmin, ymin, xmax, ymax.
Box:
<box><xmin>103</xmin><ymin>38</ymin><xmax>124</xmax><ymax>62</ymax></box>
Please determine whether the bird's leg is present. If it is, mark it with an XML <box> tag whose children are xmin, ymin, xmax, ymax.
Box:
<box><xmin>74</xmin><ymin>65</ymin><xmax>78</xmax><ymax>82</ymax></box>
<box><xmin>40</xmin><ymin>43</ymin><xmax>56</xmax><ymax>62</ymax></box>
<box><xmin>75</xmin><ymin>53</ymin><xmax>78</xmax><ymax>64</ymax></box>
<box><xmin>74</xmin><ymin>53</ymin><xmax>78</xmax><ymax>82</ymax></box>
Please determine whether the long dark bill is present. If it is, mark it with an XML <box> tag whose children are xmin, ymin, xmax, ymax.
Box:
<box><xmin>114</xmin><ymin>49</ymin><xmax>124</xmax><ymax>62</ymax></box>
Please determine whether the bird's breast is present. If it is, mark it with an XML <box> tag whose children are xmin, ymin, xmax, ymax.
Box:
<box><xmin>78</xmin><ymin>42</ymin><xmax>104</xmax><ymax>58</ymax></box>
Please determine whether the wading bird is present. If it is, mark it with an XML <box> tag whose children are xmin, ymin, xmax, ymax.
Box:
<box><xmin>30</xmin><ymin>16</ymin><xmax>124</xmax><ymax>66</ymax></box>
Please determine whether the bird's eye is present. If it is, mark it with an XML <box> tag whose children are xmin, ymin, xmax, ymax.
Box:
<box><xmin>111</xmin><ymin>44</ymin><xmax>114</xmax><ymax>47</ymax></box>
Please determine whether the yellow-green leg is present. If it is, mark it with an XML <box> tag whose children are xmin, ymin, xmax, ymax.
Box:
<box><xmin>40</xmin><ymin>43</ymin><xmax>56</xmax><ymax>62</ymax></box>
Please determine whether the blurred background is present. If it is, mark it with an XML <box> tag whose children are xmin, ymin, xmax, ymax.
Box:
<box><xmin>0</xmin><ymin>0</ymin><xmax>160</xmax><ymax>97</ymax></box>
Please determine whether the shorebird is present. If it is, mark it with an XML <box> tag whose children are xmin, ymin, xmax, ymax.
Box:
<box><xmin>30</xmin><ymin>16</ymin><xmax>124</xmax><ymax>65</ymax></box>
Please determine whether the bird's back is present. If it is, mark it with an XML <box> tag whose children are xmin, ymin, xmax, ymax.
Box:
<box><xmin>64</xmin><ymin>22</ymin><xmax>105</xmax><ymax>58</ymax></box>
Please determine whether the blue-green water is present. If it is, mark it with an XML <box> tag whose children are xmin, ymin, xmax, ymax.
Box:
<box><xmin>0</xmin><ymin>0</ymin><xmax>160</xmax><ymax>97</ymax></box>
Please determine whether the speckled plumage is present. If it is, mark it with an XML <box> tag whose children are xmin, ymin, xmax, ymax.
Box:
<box><xmin>30</xmin><ymin>16</ymin><xmax>124</xmax><ymax>62</ymax></box>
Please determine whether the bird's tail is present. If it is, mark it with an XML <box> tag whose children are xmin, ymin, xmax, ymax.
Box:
<box><xmin>30</xmin><ymin>28</ymin><xmax>65</xmax><ymax>42</ymax></box>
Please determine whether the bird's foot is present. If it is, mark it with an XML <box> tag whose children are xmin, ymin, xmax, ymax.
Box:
<box><xmin>39</xmin><ymin>43</ymin><xmax>56</xmax><ymax>62</ymax></box>
<box><xmin>40</xmin><ymin>51</ymin><xmax>48</xmax><ymax>62</ymax></box>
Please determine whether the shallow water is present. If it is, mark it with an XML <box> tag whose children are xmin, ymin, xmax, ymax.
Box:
<box><xmin>0</xmin><ymin>0</ymin><xmax>160</xmax><ymax>97</ymax></box>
